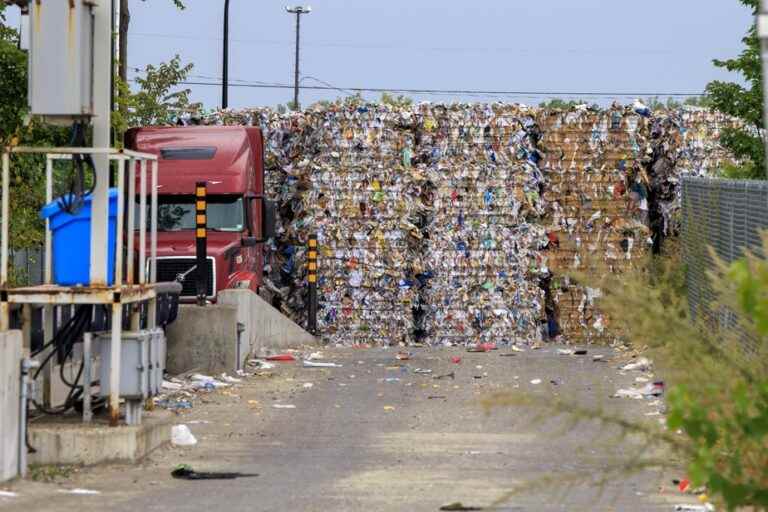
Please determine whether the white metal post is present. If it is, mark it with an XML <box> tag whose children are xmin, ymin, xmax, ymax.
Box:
<box><xmin>1</xmin><ymin>152</ymin><xmax>9</xmax><ymax>288</ymax></box>
<box><xmin>88</xmin><ymin>0</ymin><xmax>113</xmax><ymax>287</ymax></box>
<box><xmin>109</xmin><ymin>302</ymin><xmax>122</xmax><ymax>426</ymax></box>
<box><xmin>1</xmin><ymin>152</ymin><xmax>8</xmax><ymax>332</ymax></box>
<box><xmin>83</xmin><ymin>332</ymin><xmax>93</xmax><ymax>423</ymax></box>
<box><xmin>114</xmin><ymin>159</ymin><xmax>125</xmax><ymax>287</ymax></box>
<box><xmin>150</xmin><ymin>160</ymin><xmax>158</xmax><ymax>284</ymax></box>
<box><xmin>126</xmin><ymin>159</ymin><xmax>136</xmax><ymax>284</ymax></box>
<box><xmin>139</xmin><ymin>160</ymin><xmax>147</xmax><ymax>284</ymax></box>
<box><xmin>44</xmin><ymin>157</ymin><xmax>52</xmax><ymax>284</ymax></box>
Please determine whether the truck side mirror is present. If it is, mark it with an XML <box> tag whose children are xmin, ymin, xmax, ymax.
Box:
<box><xmin>262</xmin><ymin>199</ymin><xmax>276</xmax><ymax>240</ymax></box>
<box><xmin>247</xmin><ymin>196</ymin><xmax>276</xmax><ymax>242</ymax></box>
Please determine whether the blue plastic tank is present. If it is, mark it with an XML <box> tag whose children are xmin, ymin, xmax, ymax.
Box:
<box><xmin>39</xmin><ymin>189</ymin><xmax>118</xmax><ymax>286</ymax></box>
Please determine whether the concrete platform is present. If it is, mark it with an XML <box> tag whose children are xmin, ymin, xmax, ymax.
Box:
<box><xmin>28</xmin><ymin>410</ymin><xmax>172</xmax><ymax>466</ymax></box>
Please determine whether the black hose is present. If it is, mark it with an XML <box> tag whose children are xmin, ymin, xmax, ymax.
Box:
<box><xmin>58</xmin><ymin>122</ymin><xmax>97</xmax><ymax>214</ymax></box>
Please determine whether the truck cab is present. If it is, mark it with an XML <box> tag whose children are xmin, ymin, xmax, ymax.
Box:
<box><xmin>126</xmin><ymin>126</ymin><xmax>274</xmax><ymax>301</ymax></box>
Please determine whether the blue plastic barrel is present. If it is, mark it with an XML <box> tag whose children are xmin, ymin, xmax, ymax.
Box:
<box><xmin>39</xmin><ymin>189</ymin><xmax>118</xmax><ymax>286</ymax></box>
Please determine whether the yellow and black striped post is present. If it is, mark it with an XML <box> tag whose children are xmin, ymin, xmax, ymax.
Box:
<box><xmin>307</xmin><ymin>234</ymin><xmax>318</xmax><ymax>334</ymax></box>
<box><xmin>195</xmin><ymin>182</ymin><xmax>208</xmax><ymax>306</ymax></box>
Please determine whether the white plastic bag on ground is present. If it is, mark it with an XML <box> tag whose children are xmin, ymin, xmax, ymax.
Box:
<box><xmin>620</xmin><ymin>357</ymin><xmax>653</xmax><ymax>372</ymax></box>
<box><xmin>172</xmin><ymin>425</ymin><xmax>198</xmax><ymax>446</ymax></box>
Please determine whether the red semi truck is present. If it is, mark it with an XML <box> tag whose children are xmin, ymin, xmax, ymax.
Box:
<box><xmin>126</xmin><ymin>126</ymin><xmax>274</xmax><ymax>301</ymax></box>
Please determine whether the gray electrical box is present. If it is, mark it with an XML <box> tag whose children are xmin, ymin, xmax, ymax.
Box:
<box><xmin>97</xmin><ymin>329</ymin><xmax>166</xmax><ymax>400</ymax></box>
<box><xmin>28</xmin><ymin>0</ymin><xmax>95</xmax><ymax>123</ymax></box>
<box><xmin>148</xmin><ymin>328</ymin><xmax>166</xmax><ymax>396</ymax></box>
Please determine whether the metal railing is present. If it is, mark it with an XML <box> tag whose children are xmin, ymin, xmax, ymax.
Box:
<box><xmin>681</xmin><ymin>177</ymin><xmax>768</xmax><ymax>351</ymax></box>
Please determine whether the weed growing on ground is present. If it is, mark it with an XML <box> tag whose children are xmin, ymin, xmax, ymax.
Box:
<box><xmin>485</xmin><ymin>235</ymin><xmax>768</xmax><ymax>510</ymax></box>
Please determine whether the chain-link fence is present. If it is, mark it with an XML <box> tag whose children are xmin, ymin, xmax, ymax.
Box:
<box><xmin>681</xmin><ymin>177</ymin><xmax>768</xmax><ymax>351</ymax></box>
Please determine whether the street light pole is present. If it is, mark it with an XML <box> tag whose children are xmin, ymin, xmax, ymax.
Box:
<box><xmin>759</xmin><ymin>1</ymin><xmax>768</xmax><ymax>178</ymax></box>
<box><xmin>285</xmin><ymin>6</ymin><xmax>311</xmax><ymax>111</ymax></box>
<box><xmin>222</xmin><ymin>0</ymin><xmax>231</xmax><ymax>109</ymax></box>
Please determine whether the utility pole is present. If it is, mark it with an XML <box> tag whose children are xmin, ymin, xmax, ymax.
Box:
<box><xmin>759</xmin><ymin>0</ymin><xmax>768</xmax><ymax>178</ymax></box>
<box><xmin>222</xmin><ymin>0</ymin><xmax>231</xmax><ymax>109</ymax></box>
<box><xmin>285</xmin><ymin>5</ymin><xmax>311</xmax><ymax>111</ymax></box>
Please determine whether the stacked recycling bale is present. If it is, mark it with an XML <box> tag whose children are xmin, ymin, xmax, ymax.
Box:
<box><xmin>539</xmin><ymin>106</ymin><xmax>653</xmax><ymax>343</ymax></box>
<box><xmin>201</xmin><ymin>103</ymin><xmax>738</xmax><ymax>347</ymax></box>
<box><xmin>416</xmin><ymin>103</ymin><xmax>548</xmax><ymax>345</ymax></box>
<box><xmin>645</xmin><ymin>108</ymin><xmax>745</xmax><ymax>242</ymax></box>
<box><xmin>200</xmin><ymin>108</ymin><xmax>313</xmax><ymax>325</ymax></box>
<box><xmin>299</xmin><ymin>104</ymin><xmax>427</xmax><ymax>345</ymax></box>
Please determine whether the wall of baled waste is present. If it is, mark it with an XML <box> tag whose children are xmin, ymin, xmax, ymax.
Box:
<box><xmin>202</xmin><ymin>102</ymin><xmax>740</xmax><ymax>346</ymax></box>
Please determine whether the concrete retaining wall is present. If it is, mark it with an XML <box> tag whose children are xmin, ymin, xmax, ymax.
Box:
<box><xmin>29</xmin><ymin>411</ymin><xmax>171</xmax><ymax>466</ymax></box>
<box><xmin>0</xmin><ymin>331</ymin><xmax>22</xmax><ymax>482</ymax></box>
<box><xmin>165</xmin><ymin>304</ymin><xmax>238</xmax><ymax>375</ymax></box>
<box><xmin>219</xmin><ymin>289</ymin><xmax>316</xmax><ymax>357</ymax></box>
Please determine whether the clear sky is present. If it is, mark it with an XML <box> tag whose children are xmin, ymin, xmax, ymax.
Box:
<box><xmin>5</xmin><ymin>1</ymin><xmax>757</xmax><ymax>109</ymax></box>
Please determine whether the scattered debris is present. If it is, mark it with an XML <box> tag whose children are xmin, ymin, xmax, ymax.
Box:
<box><xmin>467</xmin><ymin>342</ymin><xmax>496</xmax><ymax>353</ymax></box>
<box><xmin>156</xmin><ymin>399</ymin><xmax>192</xmax><ymax>411</ymax></box>
<box><xmin>558</xmin><ymin>348</ymin><xmax>587</xmax><ymax>355</ymax></box>
<box><xmin>440</xmin><ymin>502</ymin><xmax>484</xmax><ymax>511</ymax></box>
<box><xmin>190</xmin><ymin>374</ymin><xmax>231</xmax><ymax>390</ymax></box>
<box><xmin>530</xmin><ymin>379</ymin><xmax>542</xmax><ymax>385</ymax></box>
<box><xmin>396</xmin><ymin>351</ymin><xmax>411</xmax><ymax>360</ymax></box>
<box><xmin>248</xmin><ymin>360</ymin><xmax>276</xmax><ymax>370</ymax></box>
<box><xmin>414</xmin><ymin>368</ymin><xmax>433</xmax><ymax>374</ymax></box>
<box><xmin>266</xmin><ymin>353</ymin><xmax>296</xmax><ymax>362</ymax></box>
<box><xmin>620</xmin><ymin>357</ymin><xmax>653</xmax><ymax>372</ymax></box>
<box><xmin>499</xmin><ymin>353</ymin><xmax>517</xmax><ymax>357</ymax></box>
<box><xmin>272</xmin><ymin>404</ymin><xmax>296</xmax><ymax>409</ymax></box>
<box><xmin>171</xmin><ymin>464</ymin><xmax>258</xmax><ymax>480</ymax></box>
<box><xmin>303</xmin><ymin>360</ymin><xmax>343</xmax><ymax>368</ymax></box>
<box><xmin>434</xmin><ymin>372</ymin><xmax>455</xmax><ymax>380</ymax></box>
<box><xmin>451</xmin><ymin>357</ymin><xmax>462</xmax><ymax>364</ymax></box>
<box><xmin>0</xmin><ymin>491</ymin><xmax>18</xmax><ymax>498</ymax></box>
<box><xmin>303</xmin><ymin>383</ymin><xmax>314</xmax><ymax>389</ymax></box>
<box><xmin>428</xmin><ymin>395</ymin><xmax>447</xmax><ymax>400</ymax></box>
<box><xmin>219</xmin><ymin>373</ymin><xmax>243</xmax><ymax>384</ymax></box>
<box><xmin>161</xmin><ymin>380</ymin><xmax>183</xmax><ymax>391</ymax></box>
<box><xmin>593</xmin><ymin>355</ymin><xmax>605</xmax><ymax>362</ymax></box>
<box><xmin>383</xmin><ymin>405</ymin><xmax>395</xmax><ymax>411</ymax></box>
<box><xmin>57</xmin><ymin>489</ymin><xmax>101</xmax><ymax>495</ymax></box>
<box><xmin>614</xmin><ymin>382</ymin><xmax>665</xmax><ymax>399</ymax></box>
<box><xmin>674</xmin><ymin>505</ymin><xmax>714</xmax><ymax>512</ymax></box>
<box><xmin>171</xmin><ymin>425</ymin><xmax>198</xmax><ymax>447</ymax></box>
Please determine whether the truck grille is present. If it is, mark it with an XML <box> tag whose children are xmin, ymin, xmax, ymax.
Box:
<box><xmin>154</xmin><ymin>257</ymin><xmax>215</xmax><ymax>298</ymax></box>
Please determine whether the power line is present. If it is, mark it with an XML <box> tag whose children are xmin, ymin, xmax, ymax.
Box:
<box><xmin>161</xmin><ymin>80</ymin><xmax>705</xmax><ymax>98</ymax></box>
<box><xmin>127</xmin><ymin>32</ymin><xmax>737</xmax><ymax>57</ymax></box>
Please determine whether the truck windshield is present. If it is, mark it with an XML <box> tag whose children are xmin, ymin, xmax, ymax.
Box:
<box><xmin>149</xmin><ymin>196</ymin><xmax>245</xmax><ymax>232</ymax></box>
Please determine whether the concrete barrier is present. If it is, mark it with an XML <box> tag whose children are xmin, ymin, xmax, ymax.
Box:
<box><xmin>165</xmin><ymin>304</ymin><xmax>238</xmax><ymax>375</ymax></box>
<box><xmin>29</xmin><ymin>411</ymin><xmax>171</xmax><ymax>466</ymax></box>
<box><xmin>219</xmin><ymin>289</ymin><xmax>316</xmax><ymax>358</ymax></box>
<box><xmin>0</xmin><ymin>331</ymin><xmax>22</xmax><ymax>482</ymax></box>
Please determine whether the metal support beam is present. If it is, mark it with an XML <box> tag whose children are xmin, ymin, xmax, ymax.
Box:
<box><xmin>83</xmin><ymin>332</ymin><xmax>93</xmax><ymax>423</ymax></box>
<box><xmin>89</xmin><ymin>0</ymin><xmax>113</xmax><ymax>286</ymax></box>
<box><xmin>109</xmin><ymin>302</ymin><xmax>122</xmax><ymax>426</ymax></box>
<box><xmin>139</xmin><ymin>160</ymin><xmax>147</xmax><ymax>285</ymax></box>
<box><xmin>126</xmin><ymin>159</ymin><xmax>136</xmax><ymax>284</ymax></box>
<box><xmin>1</xmin><ymin>152</ymin><xmax>9</xmax><ymax>289</ymax></box>
<box><xmin>759</xmin><ymin>0</ymin><xmax>768</xmax><ymax>179</ymax></box>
